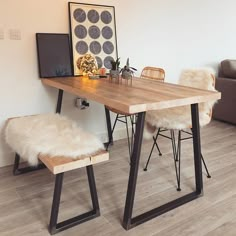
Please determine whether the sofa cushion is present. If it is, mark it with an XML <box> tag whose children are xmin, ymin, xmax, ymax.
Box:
<box><xmin>213</xmin><ymin>77</ymin><xmax>236</xmax><ymax>124</ymax></box>
<box><xmin>221</xmin><ymin>59</ymin><xmax>236</xmax><ymax>79</ymax></box>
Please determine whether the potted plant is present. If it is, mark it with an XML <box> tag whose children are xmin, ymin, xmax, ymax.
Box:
<box><xmin>110</xmin><ymin>57</ymin><xmax>120</xmax><ymax>79</ymax></box>
<box><xmin>120</xmin><ymin>58</ymin><xmax>137</xmax><ymax>80</ymax></box>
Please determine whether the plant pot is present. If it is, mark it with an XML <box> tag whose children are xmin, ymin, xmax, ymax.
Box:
<box><xmin>110</xmin><ymin>70</ymin><xmax>120</xmax><ymax>80</ymax></box>
<box><xmin>121</xmin><ymin>71</ymin><xmax>132</xmax><ymax>80</ymax></box>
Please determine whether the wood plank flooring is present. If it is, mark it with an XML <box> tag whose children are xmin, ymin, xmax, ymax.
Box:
<box><xmin>0</xmin><ymin>120</ymin><xmax>235</xmax><ymax>236</ymax></box>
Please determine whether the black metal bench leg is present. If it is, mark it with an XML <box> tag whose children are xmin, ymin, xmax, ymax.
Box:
<box><xmin>49</xmin><ymin>166</ymin><xmax>100</xmax><ymax>235</ymax></box>
<box><xmin>86</xmin><ymin>165</ymin><xmax>100</xmax><ymax>214</ymax></box>
<box><xmin>13</xmin><ymin>153</ymin><xmax>46</xmax><ymax>176</ymax></box>
<box><xmin>49</xmin><ymin>173</ymin><xmax>64</xmax><ymax>234</ymax></box>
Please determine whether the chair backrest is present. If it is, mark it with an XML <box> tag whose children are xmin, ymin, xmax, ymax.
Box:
<box><xmin>140</xmin><ymin>66</ymin><xmax>165</xmax><ymax>81</ymax></box>
<box><xmin>178</xmin><ymin>69</ymin><xmax>216</xmax><ymax>119</ymax></box>
<box><xmin>179</xmin><ymin>69</ymin><xmax>215</xmax><ymax>91</ymax></box>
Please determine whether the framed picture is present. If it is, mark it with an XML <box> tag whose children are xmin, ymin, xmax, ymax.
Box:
<box><xmin>36</xmin><ymin>33</ymin><xmax>73</xmax><ymax>78</ymax></box>
<box><xmin>68</xmin><ymin>2</ymin><xmax>118</xmax><ymax>75</ymax></box>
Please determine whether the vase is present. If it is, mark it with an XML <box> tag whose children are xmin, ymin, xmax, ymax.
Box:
<box><xmin>109</xmin><ymin>70</ymin><xmax>120</xmax><ymax>82</ymax></box>
<box><xmin>121</xmin><ymin>71</ymin><xmax>132</xmax><ymax>80</ymax></box>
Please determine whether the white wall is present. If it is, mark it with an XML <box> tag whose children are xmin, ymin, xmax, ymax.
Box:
<box><xmin>1</xmin><ymin>0</ymin><xmax>236</xmax><ymax>167</ymax></box>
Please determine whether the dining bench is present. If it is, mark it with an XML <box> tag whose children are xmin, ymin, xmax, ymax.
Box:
<box><xmin>4</xmin><ymin>113</ymin><xmax>109</xmax><ymax>235</ymax></box>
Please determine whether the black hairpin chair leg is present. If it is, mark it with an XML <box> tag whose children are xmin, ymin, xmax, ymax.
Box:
<box><xmin>143</xmin><ymin>128</ymin><xmax>162</xmax><ymax>171</ymax></box>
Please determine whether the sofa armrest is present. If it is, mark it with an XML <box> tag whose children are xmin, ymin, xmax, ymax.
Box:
<box><xmin>220</xmin><ymin>59</ymin><xmax>236</xmax><ymax>79</ymax></box>
<box><xmin>213</xmin><ymin>77</ymin><xmax>236</xmax><ymax>124</ymax></box>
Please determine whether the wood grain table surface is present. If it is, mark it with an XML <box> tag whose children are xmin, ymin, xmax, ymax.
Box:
<box><xmin>42</xmin><ymin>76</ymin><xmax>221</xmax><ymax>114</ymax></box>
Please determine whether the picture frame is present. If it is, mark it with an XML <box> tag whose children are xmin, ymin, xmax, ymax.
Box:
<box><xmin>68</xmin><ymin>2</ymin><xmax>118</xmax><ymax>75</ymax></box>
<box><xmin>36</xmin><ymin>33</ymin><xmax>73</xmax><ymax>78</ymax></box>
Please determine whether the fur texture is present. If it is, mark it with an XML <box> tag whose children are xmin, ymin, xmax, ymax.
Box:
<box><xmin>5</xmin><ymin>113</ymin><xmax>104</xmax><ymax>166</ymax></box>
<box><xmin>144</xmin><ymin>69</ymin><xmax>217</xmax><ymax>139</ymax></box>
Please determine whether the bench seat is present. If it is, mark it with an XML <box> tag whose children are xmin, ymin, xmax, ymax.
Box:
<box><xmin>4</xmin><ymin>113</ymin><xmax>109</xmax><ymax>235</ymax></box>
<box><xmin>39</xmin><ymin>150</ymin><xmax>109</xmax><ymax>174</ymax></box>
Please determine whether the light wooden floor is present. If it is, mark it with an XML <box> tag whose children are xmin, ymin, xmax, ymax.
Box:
<box><xmin>0</xmin><ymin>120</ymin><xmax>236</xmax><ymax>236</ymax></box>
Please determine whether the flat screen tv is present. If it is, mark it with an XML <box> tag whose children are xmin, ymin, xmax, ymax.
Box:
<box><xmin>36</xmin><ymin>33</ymin><xmax>73</xmax><ymax>78</ymax></box>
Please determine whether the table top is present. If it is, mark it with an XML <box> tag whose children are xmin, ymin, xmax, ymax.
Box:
<box><xmin>42</xmin><ymin>76</ymin><xmax>221</xmax><ymax>114</ymax></box>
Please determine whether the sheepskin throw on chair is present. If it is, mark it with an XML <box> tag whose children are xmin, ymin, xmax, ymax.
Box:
<box><xmin>144</xmin><ymin>69</ymin><xmax>217</xmax><ymax>138</ymax></box>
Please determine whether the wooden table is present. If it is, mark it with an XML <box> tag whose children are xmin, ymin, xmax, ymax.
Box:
<box><xmin>42</xmin><ymin>76</ymin><xmax>221</xmax><ymax>230</ymax></box>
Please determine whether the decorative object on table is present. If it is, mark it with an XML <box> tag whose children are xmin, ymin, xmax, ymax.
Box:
<box><xmin>77</xmin><ymin>53</ymin><xmax>98</xmax><ymax>75</ymax></box>
<box><xmin>120</xmin><ymin>58</ymin><xmax>137</xmax><ymax>80</ymax></box>
<box><xmin>99</xmin><ymin>67</ymin><xmax>106</xmax><ymax>76</ymax></box>
<box><xmin>36</xmin><ymin>33</ymin><xmax>73</xmax><ymax>78</ymax></box>
<box><xmin>69</xmin><ymin>2</ymin><xmax>118</xmax><ymax>76</ymax></box>
<box><xmin>109</xmin><ymin>57</ymin><xmax>120</xmax><ymax>80</ymax></box>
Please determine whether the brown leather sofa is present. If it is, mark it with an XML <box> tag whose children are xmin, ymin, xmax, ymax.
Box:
<box><xmin>213</xmin><ymin>59</ymin><xmax>236</xmax><ymax>125</ymax></box>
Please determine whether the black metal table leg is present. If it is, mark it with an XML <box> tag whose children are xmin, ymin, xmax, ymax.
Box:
<box><xmin>104</xmin><ymin>106</ymin><xmax>113</xmax><ymax>147</ymax></box>
<box><xmin>122</xmin><ymin>104</ymin><xmax>203</xmax><ymax>230</ymax></box>
<box><xmin>123</xmin><ymin>112</ymin><xmax>146</xmax><ymax>229</ymax></box>
<box><xmin>56</xmin><ymin>89</ymin><xmax>63</xmax><ymax>114</ymax></box>
<box><xmin>191</xmin><ymin>104</ymin><xmax>203</xmax><ymax>194</ymax></box>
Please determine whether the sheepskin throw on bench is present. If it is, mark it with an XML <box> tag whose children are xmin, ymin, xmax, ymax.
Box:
<box><xmin>5</xmin><ymin>113</ymin><xmax>104</xmax><ymax>166</ymax></box>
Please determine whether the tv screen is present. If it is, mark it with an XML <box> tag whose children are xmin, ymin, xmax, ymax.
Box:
<box><xmin>36</xmin><ymin>33</ymin><xmax>73</xmax><ymax>78</ymax></box>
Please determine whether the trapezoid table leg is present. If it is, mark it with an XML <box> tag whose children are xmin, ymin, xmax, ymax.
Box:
<box><xmin>104</xmin><ymin>106</ymin><xmax>113</xmax><ymax>148</ymax></box>
<box><xmin>122</xmin><ymin>105</ymin><xmax>203</xmax><ymax>230</ymax></box>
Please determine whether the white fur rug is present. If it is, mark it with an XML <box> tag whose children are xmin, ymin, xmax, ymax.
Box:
<box><xmin>144</xmin><ymin>69</ymin><xmax>217</xmax><ymax>139</ymax></box>
<box><xmin>5</xmin><ymin>113</ymin><xmax>104</xmax><ymax>166</ymax></box>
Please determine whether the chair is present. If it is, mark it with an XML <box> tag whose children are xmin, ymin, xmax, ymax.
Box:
<box><xmin>5</xmin><ymin>113</ymin><xmax>109</xmax><ymax>235</ymax></box>
<box><xmin>105</xmin><ymin>67</ymin><xmax>165</xmax><ymax>157</ymax></box>
<box><xmin>143</xmin><ymin>69</ymin><xmax>216</xmax><ymax>191</ymax></box>
<box><xmin>139</xmin><ymin>66</ymin><xmax>165</xmax><ymax>158</ymax></box>
<box><xmin>140</xmin><ymin>66</ymin><xmax>165</xmax><ymax>81</ymax></box>
<box><xmin>105</xmin><ymin>106</ymin><xmax>134</xmax><ymax>157</ymax></box>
